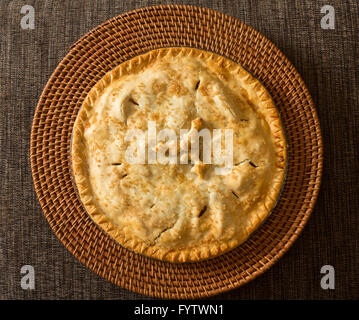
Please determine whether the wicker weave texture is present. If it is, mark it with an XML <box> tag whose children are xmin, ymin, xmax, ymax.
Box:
<box><xmin>30</xmin><ymin>5</ymin><xmax>323</xmax><ymax>299</ymax></box>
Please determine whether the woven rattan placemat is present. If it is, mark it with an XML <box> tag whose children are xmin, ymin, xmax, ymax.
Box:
<box><xmin>30</xmin><ymin>5</ymin><xmax>322</xmax><ymax>299</ymax></box>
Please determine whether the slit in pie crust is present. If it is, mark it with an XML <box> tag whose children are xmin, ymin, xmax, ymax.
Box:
<box><xmin>71</xmin><ymin>47</ymin><xmax>287</xmax><ymax>263</ymax></box>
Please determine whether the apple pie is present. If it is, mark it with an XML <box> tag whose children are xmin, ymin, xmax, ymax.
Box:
<box><xmin>71</xmin><ymin>47</ymin><xmax>286</xmax><ymax>262</ymax></box>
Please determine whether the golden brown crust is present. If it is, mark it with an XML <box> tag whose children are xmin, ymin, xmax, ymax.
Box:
<box><xmin>71</xmin><ymin>47</ymin><xmax>287</xmax><ymax>263</ymax></box>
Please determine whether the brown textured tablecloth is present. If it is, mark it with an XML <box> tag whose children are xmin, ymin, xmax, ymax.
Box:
<box><xmin>0</xmin><ymin>0</ymin><xmax>358</xmax><ymax>300</ymax></box>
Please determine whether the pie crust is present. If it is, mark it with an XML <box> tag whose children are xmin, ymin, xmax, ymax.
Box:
<box><xmin>71</xmin><ymin>47</ymin><xmax>287</xmax><ymax>263</ymax></box>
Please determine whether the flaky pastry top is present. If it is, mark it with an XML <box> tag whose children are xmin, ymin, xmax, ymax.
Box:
<box><xmin>71</xmin><ymin>47</ymin><xmax>286</xmax><ymax>262</ymax></box>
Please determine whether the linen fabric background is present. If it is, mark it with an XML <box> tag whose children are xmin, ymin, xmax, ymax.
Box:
<box><xmin>0</xmin><ymin>0</ymin><xmax>358</xmax><ymax>299</ymax></box>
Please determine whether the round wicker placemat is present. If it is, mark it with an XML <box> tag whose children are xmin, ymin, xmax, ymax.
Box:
<box><xmin>30</xmin><ymin>5</ymin><xmax>323</xmax><ymax>299</ymax></box>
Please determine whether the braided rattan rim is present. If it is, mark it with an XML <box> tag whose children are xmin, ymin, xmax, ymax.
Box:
<box><xmin>30</xmin><ymin>5</ymin><xmax>323</xmax><ymax>299</ymax></box>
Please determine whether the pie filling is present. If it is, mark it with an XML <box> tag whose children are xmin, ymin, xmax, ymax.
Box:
<box><xmin>71</xmin><ymin>47</ymin><xmax>286</xmax><ymax>262</ymax></box>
